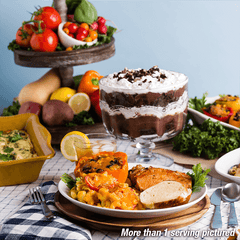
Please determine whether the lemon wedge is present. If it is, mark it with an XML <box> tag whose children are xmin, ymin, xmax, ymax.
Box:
<box><xmin>50</xmin><ymin>87</ymin><xmax>76</xmax><ymax>103</ymax></box>
<box><xmin>60</xmin><ymin>131</ymin><xmax>93</xmax><ymax>162</ymax></box>
<box><xmin>68</xmin><ymin>92</ymin><xmax>91</xmax><ymax>115</ymax></box>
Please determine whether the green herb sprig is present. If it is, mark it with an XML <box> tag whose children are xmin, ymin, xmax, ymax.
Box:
<box><xmin>187</xmin><ymin>163</ymin><xmax>210</xmax><ymax>193</ymax></box>
<box><xmin>61</xmin><ymin>173</ymin><xmax>80</xmax><ymax>189</ymax></box>
<box><xmin>8</xmin><ymin>133</ymin><xmax>23</xmax><ymax>142</ymax></box>
<box><xmin>188</xmin><ymin>92</ymin><xmax>211</xmax><ymax>113</ymax></box>
<box><xmin>0</xmin><ymin>153</ymin><xmax>15</xmax><ymax>161</ymax></box>
<box><xmin>2</xmin><ymin>100</ymin><xmax>20</xmax><ymax>116</ymax></box>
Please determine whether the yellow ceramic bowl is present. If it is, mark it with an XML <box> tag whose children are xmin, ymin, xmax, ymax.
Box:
<box><xmin>0</xmin><ymin>113</ymin><xmax>55</xmax><ymax>186</ymax></box>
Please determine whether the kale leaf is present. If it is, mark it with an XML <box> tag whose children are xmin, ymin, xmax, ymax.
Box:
<box><xmin>65</xmin><ymin>111</ymin><xmax>95</xmax><ymax>127</ymax></box>
<box><xmin>172</xmin><ymin>118</ymin><xmax>240</xmax><ymax>159</ymax></box>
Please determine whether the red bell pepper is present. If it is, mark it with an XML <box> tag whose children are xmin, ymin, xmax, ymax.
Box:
<box><xmin>89</xmin><ymin>89</ymin><xmax>102</xmax><ymax>118</ymax></box>
<box><xmin>202</xmin><ymin>106</ymin><xmax>233</xmax><ymax>122</ymax></box>
<box><xmin>85</xmin><ymin>175</ymin><xmax>99</xmax><ymax>191</ymax></box>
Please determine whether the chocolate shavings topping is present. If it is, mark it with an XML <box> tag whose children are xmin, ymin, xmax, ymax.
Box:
<box><xmin>113</xmin><ymin>66</ymin><xmax>167</xmax><ymax>84</ymax></box>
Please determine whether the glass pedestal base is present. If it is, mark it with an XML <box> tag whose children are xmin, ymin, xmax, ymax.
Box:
<box><xmin>127</xmin><ymin>138</ymin><xmax>174</xmax><ymax>166</ymax></box>
<box><xmin>128</xmin><ymin>152</ymin><xmax>174</xmax><ymax>167</ymax></box>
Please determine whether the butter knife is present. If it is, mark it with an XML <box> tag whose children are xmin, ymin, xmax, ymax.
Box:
<box><xmin>210</xmin><ymin>188</ymin><xmax>222</xmax><ymax>229</ymax></box>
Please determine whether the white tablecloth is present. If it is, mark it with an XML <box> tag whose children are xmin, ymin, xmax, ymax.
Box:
<box><xmin>0</xmin><ymin>140</ymin><xmax>238</xmax><ymax>240</ymax></box>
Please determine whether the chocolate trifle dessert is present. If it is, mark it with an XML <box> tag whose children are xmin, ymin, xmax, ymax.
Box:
<box><xmin>99</xmin><ymin>66</ymin><xmax>188</xmax><ymax>140</ymax></box>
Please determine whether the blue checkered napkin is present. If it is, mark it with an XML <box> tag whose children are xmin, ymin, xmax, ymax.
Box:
<box><xmin>0</xmin><ymin>181</ymin><xmax>92</xmax><ymax>240</ymax></box>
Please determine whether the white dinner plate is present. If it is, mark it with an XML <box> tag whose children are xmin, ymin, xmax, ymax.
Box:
<box><xmin>58</xmin><ymin>163</ymin><xmax>207</xmax><ymax>219</ymax></box>
<box><xmin>188</xmin><ymin>96</ymin><xmax>240</xmax><ymax>132</ymax></box>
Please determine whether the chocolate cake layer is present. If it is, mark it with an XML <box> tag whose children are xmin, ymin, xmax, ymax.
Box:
<box><xmin>100</xmin><ymin>85</ymin><xmax>187</xmax><ymax>108</ymax></box>
<box><xmin>102</xmin><ymin>108</ymin><xmax>188</xmax><ymax>139</ymax></box>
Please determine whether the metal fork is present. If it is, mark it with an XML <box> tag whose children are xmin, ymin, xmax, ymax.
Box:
<box><xmin>29</xmin><ymin>186</ymin><xmax>56</xmax><ymax>220</ymax></box>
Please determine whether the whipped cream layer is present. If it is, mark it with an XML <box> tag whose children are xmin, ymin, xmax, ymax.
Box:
<box><xmin>100</xmin><ymin>66</ymin><xmax>188</xmax><ymax>94</ymax></box>
<box><xmin>100</xmin><ymin>91</ymin><xmax>188</xmax><ymax>119</ymax></box>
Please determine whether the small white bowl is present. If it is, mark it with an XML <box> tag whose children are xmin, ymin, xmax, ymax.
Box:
<box><xmin>215</xmin><ymin>148</ymin><xmax>240</xmax><ymax>184</ymax></box>
<box><xmin>58</xmin><ymin>22</ymin><xmax>97</xmax><ymax>48</ymax></box>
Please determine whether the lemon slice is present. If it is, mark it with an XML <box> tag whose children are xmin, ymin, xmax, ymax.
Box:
<box><xmin>60</xmin><ymin>131</ymin><xmax>93</xmax><ymax>162</ymax></box>
<box><xmin>50</xmin><ymin>87</ymin><xmax>76</xmax><ymax>103</ymax></box>
<box><xmin>68</xmin><ymin>93</ymin><xmax>91</xmax><ymax>115</ymax></box>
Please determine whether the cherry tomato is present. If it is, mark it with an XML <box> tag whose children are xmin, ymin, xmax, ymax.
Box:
<box><xmin>63</xmin><ymin>27</ymin><xmax>70</xmax><ymax>35</ymax></box>
<box><xmin>77</xmin><ymin>27</ymin><xmax>88</xmax><ymax>37</ymax></box>
<box><xmin>79</xmin><ymin>23</ymin><xmax>89</xmax><ymax>31</ymax></box>
<box><xmin>33</xmin><ymin>6</ymin><xmax>61</xmax><ymax>31</ymax></box>
<box><xmin>98</xmin><ymin>24</ymin><xmax>107</xmax><ymax>34</ymax></box>
<box><xmin>63</xmin><ymin>22</ymin><xmax>72</xmax><ymax>28</ymax></box>
<box><xmin>66</xmin><ymin>47</ymin><xmax>73</xmax><ymax>51</ymax></box>
<box><xmin>97</xmin><ymin>16</ymin><xmax>106</xmax><ymax>25</ymax></box>
<box><xmin>68</xmin><ymin>23</ymin><xmax>78</xmax><ymax>34</ymax></box>
<box><xmin>30</xmin><ymin>28</ymin><xmax>58</xmax><ymax>52</ymax></box>
<box><xmin>89</xmin><ymin>30</ymin><xmax>98</xmax><ymax>40</ymax></box>
<box><xmin>76</xmin><ymin>33</ymin><xmax>86</xmax><ymax>41</ymax></box>
<box><xmin>90</xmin><ymin>21</ymin><xmax>98</xmax><ymax>31</ymax></box>
<box><xmin>85</xmin><ymin>37</ymin><xmax>92</xmax><ymax>42</ymax></box>
<box><xmin>16</xmin><ymin>24</ymin><xmax>36</xmax><ymax>48</ymax></box>
<box><xmin>68</xmin><ymin>33</ymin><xmax>74</xmax><ymax>38</ymax></box>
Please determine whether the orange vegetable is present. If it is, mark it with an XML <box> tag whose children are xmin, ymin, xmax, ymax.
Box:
<box><xmin>89</xmin><ymin>30</ymin><xmax>98</xmax><ymax>40</ymax></box>
<box><xmin>77</xmin><ymin>70</ymin><xmax>103</xmax><ymax>95</ymax></box>
<box><xmin>74</xmin><ymin>151</ymin><xmax>129</xmax><ymax>183</ymax></box>
<box><xmin>202</xmin><ymin>104</ymin><xmax>233</xmax><ymax>122</ymax></box>
<box><xmin>63</xmin><ymin>27</ymin><xmax>70</xmax><ymax>35</ymax></box>
<box><xmin>85</xmin><ymin>36</ymin><xmax>93</xmax><ymax>42</ymax></box>
<box><xmin>63</xmin><ymin>22</ymin><xmax>72</xmax><ymax>28</ymax></box>
<box><xmin>215</xmin><ymin>95</ymin><xmax>240</xmax><ymax>112</ymax></box>
<box><xmin>79</xmin><ymin>23</ymin><xmax>90</xmax><ymax>31</ymax></box>
<box><xmin>229</xmin><ymin>111</ymin><xmax>240</xmax><ymax>128</ymax></box>
<box><xmin>66</xmin><ymin>47</ymin><xmax>73</xmax><ymax>51</ymax></box>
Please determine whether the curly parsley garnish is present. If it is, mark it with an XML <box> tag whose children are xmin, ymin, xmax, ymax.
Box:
<box><xmin>65</xmin><ymin>110</ymin><xmax>95</xmax><ymax>127</ymax></box>
<box><xmin>173</xmin><ymin>118</ymin><xmax>240</xmax><ymax>159</ymax></box>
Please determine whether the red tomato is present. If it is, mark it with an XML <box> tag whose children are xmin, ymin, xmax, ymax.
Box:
<box><xmin>98</xmin><ymin>24</ymin><xmax>107</xmax><ymax>34</ymax></box>
<box><xmin>68</xmin><ymin>23</ymin><xmax>78</xmax><ymax>34</ymax></box>
<box><xmin>68</xmin><ymin>33</ymin><xmax>74</xmax><ymax>38</ymax></box>
<box><xmin>30</xmin><ymin>28</ymin><xmax>58</xmax><ymax>52</ymax></box>
<box><xmin>76</xmin><ymin>27</ymin><xmax>88</xmax><ymax>37</ymax></box>
<box><xmin>97</xmin><ymin>16</ymin><xmax>106</xmax><ymax>25</ymax></box>
<box><xmin>76</xmin><ymin>33</ymin><xmax>86</xmax><ymax>41</ymax></box>
<box><xmin>16</xmin><ymin>24</ymin><xmax>36</xmax><ymax>48</ymax></box>
<box><xmin>34</xmin><ymin>6</ymin><xmax>61</xmax><ymax>31</ymax></box>
<box><xmin>90</xmin><ymin>21</ymin><xmax>98</xmax><ymax>31</ymax></box>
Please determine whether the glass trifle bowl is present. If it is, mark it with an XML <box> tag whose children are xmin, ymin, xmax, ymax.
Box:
<box><xmin>99</xmin><ymin>66</ymin><xmax>188</xmax><ymax>166</ymax></box>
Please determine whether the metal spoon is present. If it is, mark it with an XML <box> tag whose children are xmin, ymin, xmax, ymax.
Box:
<box><xmin>221</xmin><ymin>183</ymin><xmax>240</xmax><ymax>228</ymax></box>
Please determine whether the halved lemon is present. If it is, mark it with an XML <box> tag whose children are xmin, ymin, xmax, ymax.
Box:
<box><xmin>50</xmin><ymin>87</ymin><xmax>76</xmax><ymax>103</ymax></box>
<box><xmin>60</xmin><ymin>131</ymin><xmax>93</xmax><ymax>162</ymax></box>
<box><xmin>68</xmin><ymin>92</ymin><xmax>91</xmax><ymax>115</ymax></box>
